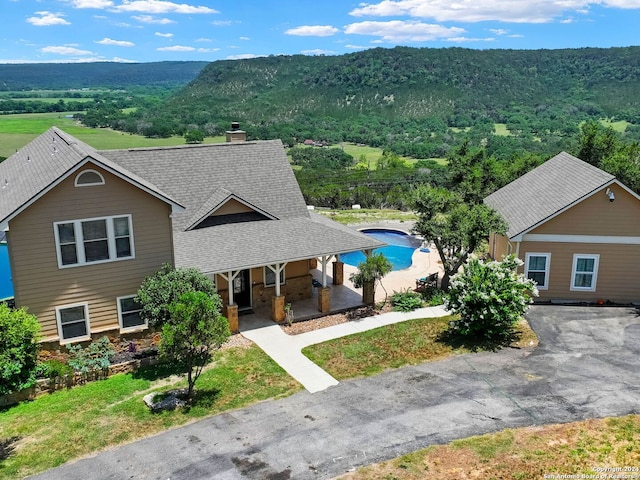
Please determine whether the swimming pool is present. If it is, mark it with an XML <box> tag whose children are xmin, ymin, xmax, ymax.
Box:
<box><xmin>340</xmin><ymin>228</ymin><xmax>422</xmax><ymax>271</ymax></box>
<box><xmin>0</xmin><ymin>243</ymin><xmax>14</xmax><ymax>300</ymax></box>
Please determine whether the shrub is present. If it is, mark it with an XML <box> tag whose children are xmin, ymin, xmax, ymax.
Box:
<box><xmin>136</xmin><ymin>264</ymin><xmax>217</xmax><ymax>328</ymax></box>
<box><xmin>34</xmin><ymin>359</ymin><xmax>73</xmax><ymax>380</ymax></box>
<box><xmin>67</xmin><ymin>336</ymin><xmax>115</xmax><ymax>375</ymax></box>
<box><xmin>0</xmin><ymin>304</ymin><xmax>40</xmax><ymax>395</ymax></box>
<box><xmin>421</xmin><ymin>288</ymin><xmax>448</xmax><ymax>306</ymax></box>
<box><xmin>445</xmin><ymin>254</ymin><xmax>538</xmax><ymax>343</ymax></box>
<box><xmin>390</xmin><ymin>289</ymin><xmax>424</xmax><ymax>312</ymax></box>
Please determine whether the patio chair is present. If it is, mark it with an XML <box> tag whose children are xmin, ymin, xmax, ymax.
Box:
<box><xmin>416</xmin><ymin>272</ymin><xmax>438</xmax><ymax>291</ymax></box>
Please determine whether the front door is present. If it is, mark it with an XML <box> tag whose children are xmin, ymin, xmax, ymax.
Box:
<box><xmin>233</xmin><ymin>269</ymin><xmax>252</xmax><ymax>311</ymax></box>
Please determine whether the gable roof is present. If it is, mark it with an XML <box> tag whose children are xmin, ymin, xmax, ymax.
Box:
<box><xmin>101</xmin><ymin>140</ymin><xmax>309</xmax><ymax>231</ymax></box>
<box><xmin>484</xmin><ymin>151</ymin><xmax>615</xmax><ymax>240</ymax></box>
<box><xmin>0</xmin><ymin>127</ymin><xmax>183</xmax><ymax>230</ymax></box>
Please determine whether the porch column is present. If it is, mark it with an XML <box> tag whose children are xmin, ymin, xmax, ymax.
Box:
<box><xmin>318</xmin><ymin>255</ymin><xmax>332</xmax><ymax>313</ymax></box>
<box><xmin>219</xmin><ymin>270</ymin><xmax>241</xmax><ymax>331</ymax></box>
<box><xmin>267</xmin><ymin>263</ymin><xmax>287</xmax><ymax>322</ymax></box>
<box><xmin>332</xmin><ymin>253</ymin><xmax>344</xmax><ymax>285</ymax></box>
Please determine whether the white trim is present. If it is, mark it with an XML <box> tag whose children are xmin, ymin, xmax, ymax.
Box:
<box><xmin>524</xmin><ymin>252</ymin><xmax>550</xmax><ymax>290</ymax></box>
<box><xmin>55</xmin><ymin>302</ymin><xmax>90</xmax><ymax>344</ymax></box>
<box><xmin>521</xmin><ymin>234</ymin><xmax>640</xmax><ymax>244</ymax></box>
<box><xmin>570</xmin><ymin>254</ymin><xmax>600</xmax><ymax>292</ymax></box>
<box><xmin>0</xmin><ymin>157</ymin><xmax>185</xmax><ymax>231</ymax></box>
<box><xmin>74</xmin><ymin>169</ymin><xmax>105</xmax><ymax>187</ymax></box>
<box><xmin>264</xmin><ymin>264</ymin><xmax>286</xmax><ymax>287</ymax></box>
<box><xmin>509</xmin><ymin>179</ymin><xmax>640</xmax><ymax>241</ymax></box>
<box><xmin>117</xmin><ymin>295</ymin><xmax>146</xmax><ymax>333</ymax></box>
<box><xmin>53</xmin><ymin>214</ymin><xmax>135</xmax><ymax>269</ymax></box>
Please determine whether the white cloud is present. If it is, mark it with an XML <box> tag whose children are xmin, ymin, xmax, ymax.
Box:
<box><xmin>446</xmin><ymin>36</ymin><xmax>496</xmax><ymax>43</ymax></box>
<box><xmin>345</xmin><ymin>44</ymin><xmax>370</xmax><ymax>49</ymax></box>
<box><xmin>27</xmin><ymin>11</ymin><xmax>70</xmax><ymax>26</ymax></box>
<box><xmin>348</xmin><ymin>0</ymin><xmax>640</xmax><ymax>24</ymax></box>
<box><xmin>226</xmin><ymin>53</ymin><xmax>263</xmax><ymax>60</ymax></box>
<box><xmin>132</xmin><ymin>15</ymin><xmax>174</xmax><ymax>24</ymax></box>
<box><xmin>239</xmin><ymin>36</ymin><xmax>250</xmax><ymax>41</ymax></box>
<box><xmin>344</xmin><ymin>20</ymin><xmax>465</xmax><ymax>42</ymax></box>
<box><xmin>195</xmin><ymin>37</ymin><xmax>212</xmax><ymax>42</ymax></box>
<box><xmin>490</xmin><ymin>28</ymin><xmax>508</xmax><ymax>35</ymax></box>
<box><xmin>157</xmin><ymin>45</ymin><xmax>195</xmax><ymax>51</ymax></box>
<box><xmin>212</xmin><ymin>20</ymin><xmax>234</xmax><ymax>26</ymax></box>
<box><xmin>301</xmin><ymin>49</ymin><xmax>336</xmax><ymax>55</ymax></box>
<box><xmin>197</xmin><ymin>47</ymin><xmax>220</xmax><ymax>52</ymax></box>
<box><xmin>42</xmin><ymin>45</ymin><xmax>95</xmax><ymax>55</ymax></box>
<box><xmin>155</xmin><ymin>32</ymin><xmax>174</xmax><ymax>37</ymax></box>
<box><xmin>69</xmin><ymin>0</ymin><xmax>114</xmax><ymax>8</ymax></box>
<box><xmin>96</xmin><ymin>37</ymin><xmax>135</xmax><ymax>46</ymax></box>
<box><xmin>112</xmin><ymin>1</ymin><xmax>218</xmax><ymax>14</ymax></box>
<box><xmin>285</xmin><ymin>25</ymin><xmax>339</xmax><ymax>36</ymax></box>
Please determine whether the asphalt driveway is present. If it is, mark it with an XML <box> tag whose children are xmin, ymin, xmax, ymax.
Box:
<box><xmin>30</xmin><ymin>306</ymin><xmax>640</xmax><ymax>480</ymax></box>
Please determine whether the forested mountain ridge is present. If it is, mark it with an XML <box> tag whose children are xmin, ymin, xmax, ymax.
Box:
<box><xmin>168</xmin><ymin>46</ymin><xmax>640</xmax><ymax>127</ymax></box>
<box><xmin>0</xmin><ymin>61</ymin><xmax>209</xmax><ymax>90</ymax></box>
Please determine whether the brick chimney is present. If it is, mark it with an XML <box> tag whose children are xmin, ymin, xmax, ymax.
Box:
<box><xmin>225</xmin><ymin>122</ymin><xmax>246</xmax><ymax>143</ymax></box>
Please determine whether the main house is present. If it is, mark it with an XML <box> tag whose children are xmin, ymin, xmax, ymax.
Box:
<box><xmin>0</xmin><ymin>126</ymin><xmax>383</xmax><ymax>346</ymax></box>
<box><xmin>485</xmin><ymin>151</ymin><xmax>640</xmax><ymax>304</ymax></box>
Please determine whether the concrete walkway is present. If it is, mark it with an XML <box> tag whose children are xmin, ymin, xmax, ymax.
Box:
<box><xmin>240</xmin><ymin>305</ymin><xmax>449</xmax><ymax>393</ymax></box>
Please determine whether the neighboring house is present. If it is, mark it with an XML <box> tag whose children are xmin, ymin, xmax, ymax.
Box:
<box><xmin>0</xmin><ymin>126</ymin><xmax>383</xmax><ymax>347</ymax></box>
<box><xmin>485</xmin><ymin>151</ymin><xmax>640</xmax><ymax>304</ymax></box>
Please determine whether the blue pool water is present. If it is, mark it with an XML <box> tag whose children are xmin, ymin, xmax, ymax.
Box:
<box><xmin>340</xmin><ymin>229</ymin><xmax>422</xmax><ymax>271</ymax></box>
<box><xmin>0</xmin><ymin>244</ymin><xmax>14</xmax><ymax>300</ymax></box>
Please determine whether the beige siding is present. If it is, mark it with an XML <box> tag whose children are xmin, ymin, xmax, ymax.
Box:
<box><xmin>488</xmin><ymin>233</ymin><xmax>512</xmax><ymax>260</ymax></box>
<box><xmin>8</xmin><ymin>163</ymin><xmax>174</xmax><ymax>341</ymax></box>
<box><xmin>518</xmin><ymin>241</ymin><xmax>640</xmax><ymax>303</ymax></box>
<box><xmin>212</xmin><ymin>198</ymin><xmax>253</xmax><ymax>216</ymax></box>
<box><xmin>532</xmin><ymin>184</ymin><xmax>640</xmax><ymax>236</ymax></box>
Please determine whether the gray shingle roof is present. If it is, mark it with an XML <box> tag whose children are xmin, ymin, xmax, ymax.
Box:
<box><xmin>0</xmin><ymin>127</ymin><xmax>182</xmax><ymax>228</ymax></box>
<box><xmin>484</xmin><ymin>151</ymin><xmax>615</xmax><ymax>239</ymax></box>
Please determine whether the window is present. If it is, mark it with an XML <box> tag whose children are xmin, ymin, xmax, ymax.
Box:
<box><xmin>74</xmin><ymin>169</ymin><xmax>105</xmax><ymax>187</ymax></box>
<box><xmin>117</xmin><ymin>296</ymin><xmax>145</xmax><ymax>331</ymax></box>
<box><xmin>571</xmin><ymin>254</ymin><xmax>599</xmax><ymax>291</ymax></box>
<box><xmin>54</xmin><ymin>215</ymin><xmax>134</xmax><ymax>268</ymax></box>
<box><xmin>56</xmin><ymin>303</ymin><xmax>90</xmax><ymax>343</ymax></box>
<box><xmin>264</xmin><ymin>265</ymin><xmax>285</xmax><ymax>286</ymax></box>
<box><xmin>525</xmin><ymin>253</ymin><xmax>550</xmax><ymax>290</ymax></box>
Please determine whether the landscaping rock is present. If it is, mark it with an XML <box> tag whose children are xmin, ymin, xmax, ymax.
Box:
<box><xmin>143</xmin><ymin>389</ymin><xmax>188</xmax><ymax>411</ymax></box>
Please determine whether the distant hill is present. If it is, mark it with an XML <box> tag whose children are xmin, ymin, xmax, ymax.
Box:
<box><xmin>0</xmin><ymin>61</ymin><xmax>209</xmax><ymax>90</ymax></box>
<box><xmin>165</xmin><ymin>46</ymin><xmax>640</xmax><ymax>126</ymax></box>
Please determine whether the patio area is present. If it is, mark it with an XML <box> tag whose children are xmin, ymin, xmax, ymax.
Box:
<box><xmin>244</xmin><ymin>242</ymin><xmax>444</xmax><ymax>326</ymax></box>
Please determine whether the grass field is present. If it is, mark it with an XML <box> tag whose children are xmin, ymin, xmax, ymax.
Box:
<box><xmin>600</xmin><ymin>118</ymin><xmax>630</xmax><ymax>132</ymax></box>
<box><xmin>0</xmin><ymin>112</ymin><xmax>224</xmax><ymax>157</ymax></box>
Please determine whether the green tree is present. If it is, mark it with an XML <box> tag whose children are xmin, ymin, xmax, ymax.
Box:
<box><xmin>577</xmin><ymin>120</ymin><xmax>620</xmax><ymax>167</ymax></box>
<box><xmin>136</xmin><ymin>264</ymin><xmax>217</xmax><ymax>328</ymax></box>
<box><xmin>349</xmin><ymin>253</ymin><xmax>392</xmax><ymax>305</ymax></box>
<box><xmin>184</xmin><ymin>129</ymin><xmax>205</xmax><ymax>144</ymax></box>
<box><xmin>161</xmin><ymin>291</ymin><xmax>230</xmax><ymax>400</ymax></box>
<box><xmin>0</xmin><ymin>304</ymin><xmax>40</xmax><ymax>395</ymax></box>
<box><xmin>412</xmin><ymin>185</ymin><xmax>507</xmax><ymax>290</ymax></box>
<box><xmin>445</xmin><ymin>254</ymin><xmax>538</xmax><ymax>344</ymax></box>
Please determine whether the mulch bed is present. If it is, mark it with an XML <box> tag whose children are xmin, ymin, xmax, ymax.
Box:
<box><xmin>280</xmin><ymin>303</ymin><xmax>392</xmax><ymax>335</ymax></box>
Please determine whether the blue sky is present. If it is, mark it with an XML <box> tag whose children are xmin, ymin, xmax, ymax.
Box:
<box><xmin>2</xmin><ymin>0</ymin><xmax>640</xmax><ymax>63</ymax></box>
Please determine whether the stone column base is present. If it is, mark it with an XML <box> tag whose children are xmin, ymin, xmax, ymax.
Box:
<box><xmin>318</xmin><ymin>286</ymin><xmax>331</xmax><ymax>313</ymax></box>
<box><xmin>272</xmin><ymin>295</ymin><xmax>285</xmax><ymax>323</ymax></box>
<box><xmin>332</xmin><ymin>261</ymin><xmax>344</xmax><ymax>285</ymax></box>
<box><xmin>224</xmin><ymin>304</ymin><xmax>239</xmax><ymax>333</ymax></box>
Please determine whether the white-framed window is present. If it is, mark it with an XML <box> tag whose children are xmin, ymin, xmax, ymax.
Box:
<box><xmin>571</xmin><ymin>254</ymin><xmax>600</xmax><ymax>291</ymax></box>
<box><xmin>524</xmin><ymin>253</ymin><xmax>550</xmax><ymax>290</ymax></box>
<box><xmin>117</xmin><ymin>295</ymin><xmax>146</xmax><ymax>332</ymax></box>
<box><xmin>54</xmin><ymin>214</ymin><xmax>134</xmax><ymax>268</ymax></box>
<box><xmin>74</xmin><ymin>169</ymin><xmax>105</xmax><ymax>187</ymax></box>
<box><xmin>264</xmin><ymin>265</ymin><xmax>285</xmax><ymax>287</ymax></box>
<box><xmin>56</xmin><ymin>303</ymin><xmax>90</xmax><ymax>343</ymax></box>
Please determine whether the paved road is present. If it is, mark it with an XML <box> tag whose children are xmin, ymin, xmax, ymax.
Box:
<box><xmin>31</xmin><ymin>306</ymin><xmax>640</xmax><ymax>480</ymax></box>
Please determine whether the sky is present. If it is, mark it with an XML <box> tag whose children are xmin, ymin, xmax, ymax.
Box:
<box><xmin>2</xmin><ymin>0</ymin><xmax>640</xmax><ymax>64</ymax></box>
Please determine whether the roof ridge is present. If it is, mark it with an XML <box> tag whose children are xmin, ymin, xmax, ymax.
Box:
<box><xmin>99</xmin><ymin>139</ymin><xmax>281</xmax><ymax>154</ymax></box>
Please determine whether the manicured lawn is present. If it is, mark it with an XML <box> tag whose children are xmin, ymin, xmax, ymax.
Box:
<box><xmin>0</xmin><ymin>345</ymin><xmax>300</xmax><ymax>480</ymax></box>
<box><xmin>315</xmin><ymin>208</ymin><xmax>418</xmax><ymax>225</ymax></box>
<box><xmin>302</xmin><ymin>316</ymin><xmax>538</xmax><ymax>380</ymax></box>
<box><xmin>339</xmin><ymin>415</ymin><xmax>640</xmax><ymax>479</ymax></box>
<box><xmin>0</xmin><ymin>112</ymin><xmax>225</xmax><ymax>158</ymax></box>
